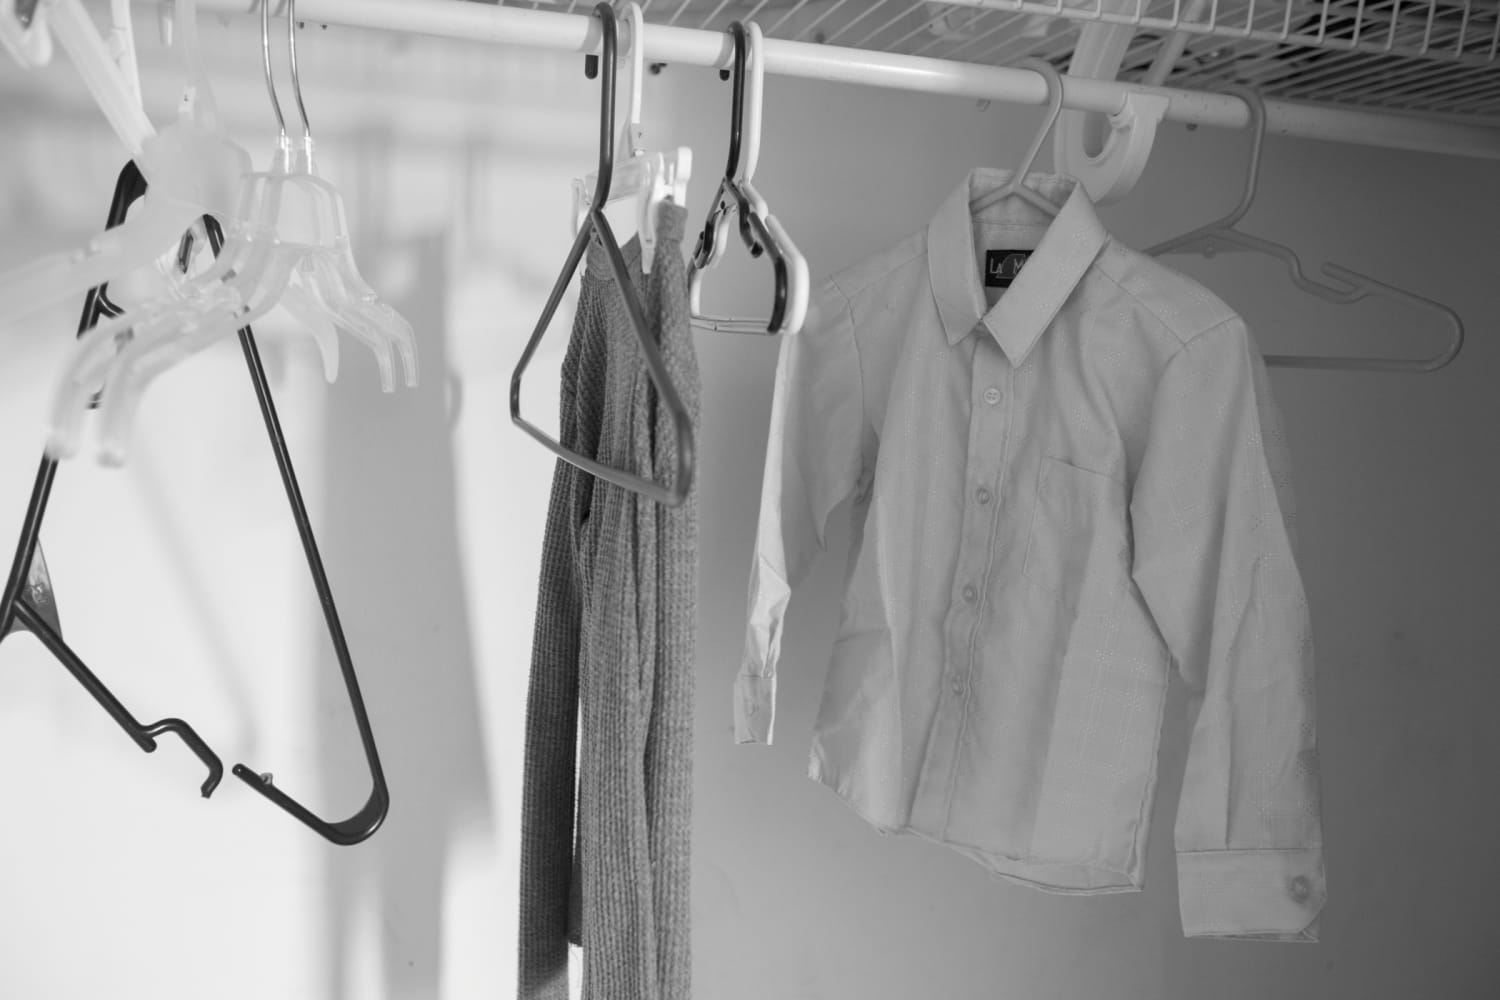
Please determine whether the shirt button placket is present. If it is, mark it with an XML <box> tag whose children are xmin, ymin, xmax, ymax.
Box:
<box><xmin>921</xmin><ymin>340</ymin><xmax>1009</xmax><ymax>834</ymax></box>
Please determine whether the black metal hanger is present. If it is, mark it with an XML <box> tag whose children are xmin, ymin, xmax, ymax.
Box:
<box><xmin>0</xmin><ymin>161</ymin><xmax>388</xmax><ymax>845</ymax></box>
<box><xmin>510</xmin><ymin>1</ymin><xmax>695</xmax><ymax>508</ymax></box>
<box><xmin>688</xmin><ymin>20</ymin><xmax>789</xmax><ymax>335</ymax></box>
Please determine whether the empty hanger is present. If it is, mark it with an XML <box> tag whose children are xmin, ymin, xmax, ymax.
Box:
<box><xmin>571</xmin><ymin>1</ymin><xmax>691</xmax><ymax>275</ymax></box>
<box><xmin>969</xmin><ymin>58</ymin><xmax>1066</xmax><ymax>218</ymax></box>
<box><xmin>511</xmin><ymin>1</ymin><xmax>695</xmax><ymax>508</ymax></box>
<box><xmin>1146</xmin><ymin>86</ymin><xmax>1463</xmax><ymax>373</ymax></box>
<box><xmin>0</xmin><ymin>163</ymin><xmax>226</xmax><ymax>804</ymax></box>
<box><xmin>689</xmin><ymin>20</ymin><xmax>808</xmax><ymax>336</ymax></box>
<box><xmin>0</xmin><ymin>0</ymin><xmax>249</xmax><ymax>332</ymax></box>
<box><xmin>3</xmin><ymin>132</ymin><xmax>389</xmax><ymax>846</ymax></box>
<box><xmin>90</xmin><ymin>0</ymin><xmax>416</xmax><ymax>462</ymax></box>
<box><xmin>4</xmin><ymin>163</ymin><xmax>390</xmax><ymax>843</ymax></box>
<box><xmin>48</xmin><ymin>0</ymin><xmax>417</xmax><ymax>465</ymax></box>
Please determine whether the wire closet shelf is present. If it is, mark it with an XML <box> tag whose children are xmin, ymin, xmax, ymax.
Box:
<box><xmin>535</xmin><ymin>0</ymin><xmax>1500</xmax><ymax>126</ymax></box>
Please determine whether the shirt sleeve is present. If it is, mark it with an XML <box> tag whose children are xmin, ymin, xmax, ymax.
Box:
<box><xmin>1129</xmin><ymin>319</ymin><xmax>1325</xmax><ymax>942</ymax></box>
<box><xmin>735</xmin><ymin>280</ymin><xmax>865</xmax><ymax>745</ymax></box>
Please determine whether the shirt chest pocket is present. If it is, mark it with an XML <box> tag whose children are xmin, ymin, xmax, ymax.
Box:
<box><xmin>1021</xmin><ymin>457</ymin><xmax>1131</xmax><ymax>609</ymax></box>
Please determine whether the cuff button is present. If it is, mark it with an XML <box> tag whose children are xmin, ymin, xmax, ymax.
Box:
<box><xmin>1289</xmin><ymin>875</ymin><xmax>1312</xmax><ymax>903</ymax></box>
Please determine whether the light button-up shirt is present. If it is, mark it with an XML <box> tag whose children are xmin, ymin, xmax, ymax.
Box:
<box><xmin>736</xmin><ymin>169</ymin><xmax>1325</xmax><ymax>941</ymax></box>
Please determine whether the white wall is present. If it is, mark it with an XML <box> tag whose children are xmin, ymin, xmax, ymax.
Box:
<box><xmin>0</xmin><ymin>13</ymin><xmax>1496</xmax><ymax>1000</ymax></box>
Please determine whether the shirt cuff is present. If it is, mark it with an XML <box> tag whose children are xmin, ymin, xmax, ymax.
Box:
<box><xmin>733</xmin><ymin>673</ymin><xmax>777</xmax><ymax>745</ymax></box>
<box><xmin>1178</xmin><ymin>848</ymin><xmax>1325</xmax><ymax>942</ymax></box>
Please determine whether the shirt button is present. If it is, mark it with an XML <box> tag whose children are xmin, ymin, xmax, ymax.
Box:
<box><xmin>983</xmin><ymin>386</ymin><xmax>1002</xmax><ymax>406</ymax></box>
<box><xmin>949</xmin><ymin>672</ymin><xmax>964</xmax><ymax>695</ymax></box>
<box><xmin>976</xmin><ymin>487</ymin><xmax>992</xmax><ymax>505</ymax></box>
<box><xmin>1288</xmin><ymin>875</ymin><xmax>1312</xmax><ymax>903</ymax></box>
<box><xmin>962</xmin><ymin>584</ymin><xmax>978</xmax><ymax>604</ymax></box>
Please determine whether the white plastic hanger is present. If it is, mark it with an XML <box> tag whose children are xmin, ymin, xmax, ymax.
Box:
<box><xmin>49</xmin><ymin>0</ymin><xmax>416</xmax><ymax>463</ymax></box>
<box><xmin>1146</xmin><ymin>86</ymin><xmax>1463</xmax><ymax>373</ymax></box>
<box><xmin>2</xmin><ymin>0</ymin><xmax>152</xmax><ymax>153</ymax></box>
<box><xmin>105</xmin><ymin>0</ymin><xmax>140</xmax><ymax>105</ymax></box>
<box><xmin>571</xmin><ymin>2</ymin><xmax>690</xmax><ymax>274</ymax></box>
<box><xmin>0</xmin><ymin>0</ymin><xmax>251</xmax><ymax>332</ymax></box>
<box><xmin>1052</xmin><ymin>5</ymin><xmax>1169</xmax><ymax>204</ymax></box>
<box><xmin>689</xmin><ymin>21</ymin><xmax>808</xmax><ymax>336</ymax></box>
<box><xmin>1</xmin><ymin>0</ymin><xmax>54</xmax><ymax>68</ymax></box>
<box><xmin>969</xmin><ymin>57</ymin><xmax>1066</xmax><ymax>218</ymax></box>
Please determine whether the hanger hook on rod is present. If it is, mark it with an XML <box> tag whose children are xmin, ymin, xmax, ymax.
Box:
<box><xmin>286</xmin><ymin>0</ymin><xmax>312</xmax><ymax>145</ymax></box>
<box><xmin>259</xmin><ymin>0</ymin><xmax>287</xmax><ymax>146</ymax></box>
<box><xmin>1012</xmin><ymin>57</ymin><xmax>1065</xmax><ymax>182</ymax></box>
<box><xmin>1217</xmin><ymin>82</ymin><xmax>1265</xmax><ymax>234</ymax></box>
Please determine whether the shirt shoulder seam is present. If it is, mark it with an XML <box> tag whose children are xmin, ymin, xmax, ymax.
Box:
<box><xmin>1093</xmin><ymin>249</ymin><xmax>1240</xmax><ymax>348</ymax></box>
<box><xmin>827</xmin><ymin>239</ymin><xmax>927</xmax><ymax>300</ymax></box>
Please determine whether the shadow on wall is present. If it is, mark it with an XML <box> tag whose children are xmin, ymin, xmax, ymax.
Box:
<box><xmin>313</xmin><ymin>153</ymin><xmax>493</xmax><ymax>995</ymax></box>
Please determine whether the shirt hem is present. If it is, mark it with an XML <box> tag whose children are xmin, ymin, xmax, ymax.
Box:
<box><xmin>807</xmin><ymin>762</ymin><xmax>1142</xmax><ymax>897</ymax></box>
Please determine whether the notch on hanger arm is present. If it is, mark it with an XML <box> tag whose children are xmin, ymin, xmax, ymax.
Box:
<box><xmin>1147</xmin><ymin>85</ymin><xmax>1462</xmax><ymax>373</ymax></box>
<box><xmin>0</xmin><ymin>162</ymin><xmax>224</xmax><ymax>801</ymax></box>
<box><xmin>511</xmin><ymin>2</ymin><xmax>694</xmax><ymax>508</ymax></box>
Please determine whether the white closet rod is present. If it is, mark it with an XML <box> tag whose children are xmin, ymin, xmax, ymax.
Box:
<box><xmin>170</xmin><ymin>0</ymin><xmax>1500</xmax><ymax>161</ymax></box>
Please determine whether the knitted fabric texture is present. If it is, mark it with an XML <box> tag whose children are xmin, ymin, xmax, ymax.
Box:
<box><xmin>518</xmin><ymin>202</ymin><xmax>698</xmax><ymax>1000</ymax></box>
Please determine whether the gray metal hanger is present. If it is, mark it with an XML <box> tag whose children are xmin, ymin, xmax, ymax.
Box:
<box><xmin>1146</xmin><ymin>85</ymin><xmax>1463</xmax><ymax>373</ymax></box>
<box><xmin>511</xmin><ymin>2</ymin><xmax>695</xmax><ymax>507</ymax></box>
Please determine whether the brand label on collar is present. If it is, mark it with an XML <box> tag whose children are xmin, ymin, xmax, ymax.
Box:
<box><xmin>985</xmin><ymin>250</ymin><xmax>1031</xmax><ymax>288</ymax></box>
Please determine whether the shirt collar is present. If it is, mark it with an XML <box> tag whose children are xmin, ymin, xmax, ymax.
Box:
<box><xmin>927</xmin><ymin>168</ymin><xmax>1107</xmax><ymax>365</ymax></box>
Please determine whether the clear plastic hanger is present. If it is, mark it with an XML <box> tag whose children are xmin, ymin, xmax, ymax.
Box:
<box><xmin>688</xmin><ymin>20</ymin><xmax>808</xmax><ymax>337</ymax></box>
<box><xmin>571</xmin><ymin>1</ymin><xmax>691</xmax><ymax>275</ymax></box>
<box><xmin>49</xmin><ymin>0</ymin><xmax>417</xmax><ymax>464</ymax></box>
<box><xmin>512</xmin><ymin>1</ymin><xmax>694</xmax><ymax>507</ymax></box>
<box><xmin>969</xmin><ymin>57</ymin><xmax>1066</xmax><ymax>219</ymax></box>
<box><xmin>272</xmin><ymin>0</ymin><xmax>416</xmax><ymax>389</ymax></box>
<box><xmin>1146</xmin><ymin>86</ymin><xmax>1463</xmax><ymax>373</ymax></box>
<box><xmin>43</xmin><ymin>0</ymin><xmax>296</xmax><ymax>460</ymax></box>
<box><xmin>0</xmin><ymin>0</ymin><xmax>249</xmax><ymax>331</ymax></box>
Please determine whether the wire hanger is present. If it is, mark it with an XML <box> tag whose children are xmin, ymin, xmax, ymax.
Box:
<box><xmin>510</xmin><ymin>1</ymin><xmax>695</xmax><ymax>508</ymax></box>
<box><xmin>1146</xmin><ymin>85</ymin><xmax>1463</xmax><ymax>373</ymax></box>
<box><xmin>689</xmin><ymin>19</ymin><xmax>808</xmax><ymax>336</ymax></box>
<box><xmin>571</xmin><ymin>1</ymin><xmax>691</xmax><ymax>275</ymax></box>
<box><xmin>969</xmin><ymin>57</ymin><xmax>1066</xmax><ymax>218</ymax></box>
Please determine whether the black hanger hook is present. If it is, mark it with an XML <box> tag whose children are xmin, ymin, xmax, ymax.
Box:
<box><xmin>589</xmin><ymin>2</ymin><xmax>619</xmax><ymax>210</ymax></box>
<box><xmin>510</xmin><ymin>1</ymin><xmax>696</xmax><ymax>507</ymax></box>
<box><xmin>723</xmin><ymin>21</ymin><xmax>747</xmax><ymax>181</ymax></box>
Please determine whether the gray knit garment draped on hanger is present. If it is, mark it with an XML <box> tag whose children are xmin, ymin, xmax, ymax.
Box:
<box><xmin>518</xmin><ymin>202</ymin><xmax>698</xmax><ymax>1000</ymax></box>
